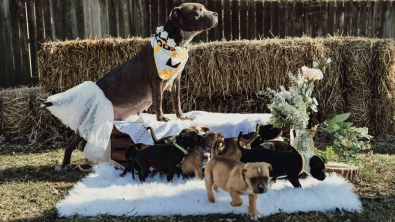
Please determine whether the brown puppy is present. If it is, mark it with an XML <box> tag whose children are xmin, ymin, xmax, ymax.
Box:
<box><xmin>147</xmin><ymin>125</ymin><xmax>210</xmax><ymax>145</ymax></box>
<box><xmin>205</xmin><ymin>139</ymin><xmax>272</xmax><ymax>219</ymax></box>
<box><xmin>218</xmin><ymin>124</ymin><xmax>260</xmax><ymax>161</ymax></box>
<box><xmin>180</xmin><ymin>132</ymin><xmax>223</xmax><ymax>179</ymax></box>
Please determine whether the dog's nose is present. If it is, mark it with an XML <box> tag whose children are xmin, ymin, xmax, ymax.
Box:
<box><xmin>212</xmin><ymin>12</ymin><xmax>218</xmax><ymax>17</ymax></box>
<box><xmin>258</xmin><ymin>185</ymin><xmax>265</xmax><ymax>192</ymax></box>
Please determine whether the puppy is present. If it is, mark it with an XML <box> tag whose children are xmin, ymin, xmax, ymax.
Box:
<box><xmin>135</xmin><ymin>130</ymin><xmax>203</xmax><ymax>182</ymax></box>
<box><xmin>251</xmin><ymin>124</ymin><xmax>297</xmax><ymax>152</ymax></box>
<box><xmin>180</xmin><ymin>132</ymin><xmax>224</xmax><ymax>179</ymax></box>
<box><xmin>120</xmin><ymin>143</ymin><xmax>144</xmax><ymax>179</ymax></box>
<box><xmin>147</xmin><ymin>125</ymin><xmax>209</xmax><ymax>145</ymax></box>
<box><xmin>217</xmin><ymin>124</ymin><xmax>260</xmax><ymax>161</ymax></box>
<box><xmin>238</xmin><ymin>131</ymin><xmax>326</xmax><ymax>188</ymax></box>
<box><xmin>205</xmin><ymin>139</ymin><xmax>272</xmax><ymax>219</ymax></box>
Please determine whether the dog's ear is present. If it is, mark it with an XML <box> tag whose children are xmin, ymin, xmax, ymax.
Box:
<box><xmin>266</xmin><ymin>163</ymin><xmax>273</xmax><ymax>171</ymax></box>
<box><xmin>169</xmin><ymin>7</ymin><xmax>182</xmax><ymax>20</ymax></box>
<box><xmin>201</xmin><ymin>126</ymin><xmax>210</xmax><ymax>133</ymax></box>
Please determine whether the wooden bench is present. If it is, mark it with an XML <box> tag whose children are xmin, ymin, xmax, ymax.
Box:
<box><xmin>111</xmin><ymin>127</ymin><xmax>133</xmax><ymax>167</ymax></box>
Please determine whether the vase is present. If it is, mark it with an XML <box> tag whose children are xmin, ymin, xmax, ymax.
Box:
<box><xmin>291</xmin><ymin>129</ymin><xmax>316</xmax><ymax>154</ymax></box>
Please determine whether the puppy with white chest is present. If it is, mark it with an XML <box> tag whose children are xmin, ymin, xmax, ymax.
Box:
<box><xmin>205</xmin><ymin>139</ymin><xmax>272</xmax><ymax>219</ymax></box>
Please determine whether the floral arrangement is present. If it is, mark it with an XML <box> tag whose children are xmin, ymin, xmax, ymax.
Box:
<box><xmin>265</xmin><ymin>58</ymin><xmax>330</xmax><ymax>130</ymax></box>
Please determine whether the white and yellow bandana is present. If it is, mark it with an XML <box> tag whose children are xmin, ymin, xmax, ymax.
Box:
<box><xmin>151</xmin><ymin>29</ymin><xmax>189</xmax><ymax>80</ymax></box>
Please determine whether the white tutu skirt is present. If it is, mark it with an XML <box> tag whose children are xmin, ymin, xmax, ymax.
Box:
<box><xmin>46</xmin><ymin>81</ymin><xmax>114</xmax><ymax>162</ymax></box>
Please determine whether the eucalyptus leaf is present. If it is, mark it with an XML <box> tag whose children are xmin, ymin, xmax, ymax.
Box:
<box><xmin>313</xmin><ymin>61</ymin><xmax>319</xmax><ymax>68</ymax></box>
<box><xmin>326</xmin><ymin>124</ymin><xmax>340</xmax><ymax>133</ymax></box>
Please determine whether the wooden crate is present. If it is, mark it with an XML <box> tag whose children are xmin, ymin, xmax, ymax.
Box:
<box><xmin>111</xmin><ymin>127</ymin><xmax>134</xmax><ymax>167</ymax></box>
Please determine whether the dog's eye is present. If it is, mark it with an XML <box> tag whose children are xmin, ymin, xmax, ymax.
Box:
<box><xmin>249</xmin><ymin>177</ymin><xmax>255</xmax><ymax>181</ymax></box>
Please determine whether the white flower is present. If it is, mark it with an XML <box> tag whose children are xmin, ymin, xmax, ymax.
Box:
<box><xmin>167</xmin><ymin>38</ymin><xmax>176</xmax><ymax>48</ymax></box>
<box><xmin>160</xmin><ymin>31</ymin><xmax>168</xmax><ymax>39</ymax></box>
<box><xmin>175</xmin><ymin>47</ymin><xmax>183</xmax><ymax>54</ymax></box>
<box><xmin>326</xmin><ymin>58</ymin><xmax>331</xmax><ymax>64</ymax></box>
<box><xmin>156</xmin><ymin>26</ymin><xmax>164</xmax><ymax>34</ymax></box>
<box><xmin>301</xmin><ymin>66</ymin><xmax>323</xmax><ymax>80</ymax></box>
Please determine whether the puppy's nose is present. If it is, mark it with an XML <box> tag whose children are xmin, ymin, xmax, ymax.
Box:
<box><xmin>212</xmin><ymin>12</ymin><xmax>218</xmax><ymax>17</ymax></box>
<box><xmin>258</xmin><ymin>185</ymin><xmax>265</xmax><ymax>193</ymax></box>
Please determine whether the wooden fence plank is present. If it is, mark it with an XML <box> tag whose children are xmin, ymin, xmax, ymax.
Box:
<box><xmin>359</xmin><ymin>0</ymin><xmax>367</xmax><ymax>36</ymax></box>
<box><xmin>158</xmin><ymin>0</ymin><xmax>167</xmax><ymax>26</ymax></box>
<box><xmin>197</xmin><ymin>0</ymin><xmax>207</xmax><ymax>42</ymax></box>
<box><xmin>27</xmin><ymin>1</ymin><xmax>38</xmax><ymax>78</ymax></box>
<box><xmin>294</xmin><ymin>0</ymin><xmax>302</xmax><ymax>36</ymax></box>
<box><xmin>392</xmin><ymin>1</ymin><xmax>395</xmax><ymax>38</ymax></box>
<box><xmin>10</xmin><ymin>0</ymin><xmax>24</xmax><ymax>84</ymax></box>
<box><xmin>17</xmin><ymin>0</ymin><xmax>31</xmax><ymax>83</ymax></box>
<box><xmin>42</xmin><ymin>1</ymin><xmax>52</xmax><ymax>40</ymax></box>
<box><xmin>327</xmin><ymin>0</ymin><xmax>334</xmax><ymax>36</ymax></box>
<box><xmin>100</xmin><ymin>0</ymin><xmax>109</xmax><ymax>36</ymax></box>
<box><xmin>109</xmin><ymin>0</ymin><xmax>118</xmax><ymax>37</ymax></box>
<box><xmin>381</xmin><ymin>1</ymin><xmax>390</xmax><ymax>38</ymax></box>
<box><xmin>61</xmin><ymin>0</ymin><xmax>72</xmax><ymax>39</ymax></box>
<box><xmin>239</xmin><ymin>0</ymin><xmax>248</xmax><ymax>39</ymax></box>
<box><xmin>231</xmin><ymin>0</ymin><xmax>239</xmax><ymax>39</ymax></box>
<box><xmin>352</xmin><ymin>0</ymin><xmax>359</xmax><ymax>36</ymax></box>
<box><xmin>118</xmin><ymin>0</ymin><xmax>131</xmax><ymax>38</ymax></box>
<box><xmin>215</xmin><ymin>0</ymin><xmax>223</xmax><ymax>40</ymax></box>
<box><xmin>319</xmin><ymin>0</ymin><xmax>327</xmax><ymax>37</ymax></box>
<box><xmin>223</xmin><ymin>0</ymin><xmax>231</xmax><ymax>40</ymax></box>
<box><xmin>263</xmin><ymin>0</ymin><xmax>271</xmax><ymax>37</ymax></box>
<box><xmin>286</xmin><ymin>0</ymin><xmax>294</xmax><ymax>37</ymax></box>
<box><xmin>1</xmin><ymin>0</ymin><xmax>16</xmax><ymax>87</ymax></box>
<box><xmin>271</xmin><ymin>0</ymin><xmax>279</xmax><ymax>37</ymax></box>
<box><xmin>385</xmin><ymin>1</ymin><xmax>391</xmax><ymax>38</ymax></box>
<box><xmin>344</xmin><ymin>0</ymin><xmax>351</xmax><ymax>35</ymax></box>
<box><xmin>303</xmin><ymin>0</ymin><xmax>311</xmax><ymax>36</ymax></box>
<box><xmin>279</xmin><ymin>0</ymin><xmax>286</xmax><ymax>38</ymax></box>
<box><xmin>35</xmin><ymin>0</ymin><xmax>45</xmax><ymax>48</ymax></box>
<box><xmin>207</xmin><ymin>0</ymin><xmax>216</xmax><ymax>41</ymax></box>
<box><xmin>255</xmin><ymin>0</ymin><xmax>263</xmax><ymax>38</ymax></box>
<box><xmin>335</xmin><ymin>0</ymin><xmax>343</xmax><ymax>35</ymax></box>
<box><xmin>151</xmin><ymin>0</ymin><xmax>159</xmax><ymax>35</ymax></box>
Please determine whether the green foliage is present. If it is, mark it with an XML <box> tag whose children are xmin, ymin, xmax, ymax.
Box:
<box><xmin>316</xmin><ymin>146</ymin><xmax>336</xmax><ymax>164</ymax></box>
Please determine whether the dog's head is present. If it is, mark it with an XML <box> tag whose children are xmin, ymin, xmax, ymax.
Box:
<box><xmin>309</xmin><ymin>156</ymin><xmax>326</xmax><ymax>181</ymax></box>
<box><xmin>191</xmin><ymin>125</ymin><xmax>210</xmax><ymax>135</ymax></box>
<box><xmin>259</xmin><ymin>124</ymin><xmax>282</xmax><ymax>140</ymax></box>
<box><xmin>176</xmin><ymin>130</ymin><xmax>204</xmax><ymax>150</ymax></box>
<box><xmin>169</xmin><ymin>3</ymin><xmax>218</xmax><ymax>32</ymax></box>
<box><xmin>201</xmin><ymin>132</ymin><xmax>224</xmax><ymax>152</ymax></box>
<box><xmin>242</xmin><ymin>162</ymin><xmax>272</xmax><ymax>194</ymax></box>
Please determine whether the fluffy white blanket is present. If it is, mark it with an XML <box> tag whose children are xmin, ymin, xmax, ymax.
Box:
<box><xmin>57</xmin><ymin>163</ymin><xmax>362</xmax><ymax>217</ymax></box>
<box><xmin>114</xmin><ymin>111</ymin><xmax>272</xmax><ymax>145</ymax></box>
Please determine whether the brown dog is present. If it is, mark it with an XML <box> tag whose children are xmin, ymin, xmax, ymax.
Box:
<box><xmin>218</xmin><ymin>124</ymin><xmax>260</xmax><ymax>161</ymax></box>
<box><xmin>205</xmin><ymin>139</ymin><xmax>272</xmax><ymax>219</ymax></box>
<box><xmin>45</xmin><ymin>3</ymin><xmax>218</xmax><ymax>171</ymax></box>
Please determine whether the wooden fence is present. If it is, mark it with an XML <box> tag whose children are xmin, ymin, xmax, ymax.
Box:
<box><xmin>1</xmin><ymin>0</ymin><xmax>395</xmax><ymax>88</ymax></box>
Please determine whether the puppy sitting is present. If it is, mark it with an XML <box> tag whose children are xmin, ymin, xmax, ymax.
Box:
<box><xmin>205</xmin><ymin>139</ymin><xmax>272</xmax><ymax>219</ymax></box>
<box><xmin>238</xmin><ymin>131</ymin><xmax>326</xmax><ymax>188</ymax></box>
<box><xmin>135</xmin><ymin>130</ymin><xmax>203</xmax><ymax>182</ymax></box>
<box><xmin>180</xmin><ymin>132</ymin><xmax>224</xmax><ymax>180</ymax></box>
<box><xmin>251</xmin><ymin>124</ymin><xmax>297</xmax><ymax>152</ymax></box>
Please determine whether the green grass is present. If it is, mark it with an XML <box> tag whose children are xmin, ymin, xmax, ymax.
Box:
<box><xmin>1</xmin><ymin>143</ymin><xmax>394</xmax><ymax>222</ymax></box>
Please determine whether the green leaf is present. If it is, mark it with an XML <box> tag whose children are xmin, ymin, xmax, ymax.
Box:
<box><xmin>344</xmin><ymin>122</ymin><xmax>353</xmax><ymax>128</ymax></box>
<box><xmin>326</xmin><ymin>113</ymin><xmax>350</xmax><ymax>124</ymax></box>
<box><xmin>326</xmin><ymin>124</ymin><xmax>341</xmax><ymax>133</ymax></box>
<box><xmin>313</xmin><ymin>61</ymin><xmax>319</xmax><ymax>68</ymax></box>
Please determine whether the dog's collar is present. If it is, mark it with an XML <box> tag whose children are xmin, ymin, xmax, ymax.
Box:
<box><xmin>174</xmin><ymin>143</ymin><xmax>188</xmax><ymax>154</ymax></box>
<box><xmin>203</xmin><ymin>146</ymin><xmax>211</xmax><ymax>152</ymax></box>
<box><xmin>263</xmin><ymin>137</ymin><xmax>284</xmax><ymax>142</ymax></box>
<box><xmin>299</xmin><ymin>153</ymin><xmax>306</xmax><ymax>175</ymax></box>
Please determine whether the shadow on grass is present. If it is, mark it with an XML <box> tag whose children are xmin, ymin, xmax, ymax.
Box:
<box><xmin>0</xmin><ymin>165</ymin><xmax>88</xmax><ymax>184</ymax></box>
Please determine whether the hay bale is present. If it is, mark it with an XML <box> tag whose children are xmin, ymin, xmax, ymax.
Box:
<box><xmin>37</xmin><ymin>37</ymin><xmax>395</xmax><ymax>138</ymax></box>
<box><xmin>0</xmin><ymin>87</ymin><xmax>71</xmax><ymax>144</ymax></box>
<box><xmin>39</xmin><ymin>37</ymin><xmax>151</xmax><ymax>93</ymax></box>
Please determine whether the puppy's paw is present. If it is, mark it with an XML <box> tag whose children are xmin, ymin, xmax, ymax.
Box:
<box><xmin>250</xmin><ymin>214</ymin><xmax>261</xmax><ymax>221</ymax></box>
<box><xmin>178</xmin><ymin>116</ymin><xmax>192</xmax><ymax>121</ymax></box>
<box><xmin>207</xmin><ymin>195</ymin><xmax>215</xmax><ymax>203</ymax></box>
<box><xmin>157</xmin><ymin>116</ymin><xmax>170</xmax><ymax>122</ymax></box>
<box><xmin>230</xmin><ymin>201</ymin><xmax>242</xmax><ymax>207</ymax></box>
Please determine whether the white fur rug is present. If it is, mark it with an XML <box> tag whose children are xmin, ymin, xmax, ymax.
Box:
<box><xmin>57</xmin><ymin>163</ymin><xmax>362</xmax><ymax>218</ymax></box>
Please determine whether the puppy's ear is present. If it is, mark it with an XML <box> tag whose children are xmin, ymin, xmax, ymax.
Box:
<box><xmin>169</xmin><ymin>7</ymin><xmax>182</xmax><ymax>20</ymax></box>
<box><xmin>266</xmin><ymin>163</ymin><xmax>273</xmax><ymax>171</ymax></box>
<box><xmin>201</xmin><ymin>126</ymin><xmax>210</xmax><ymax>133</ymax></box>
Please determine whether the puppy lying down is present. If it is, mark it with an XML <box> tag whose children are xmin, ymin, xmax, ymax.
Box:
<box><xmin>205</xmin><ymin>139</ymin><xmax>272</xmax><ymax>219</ymax></box>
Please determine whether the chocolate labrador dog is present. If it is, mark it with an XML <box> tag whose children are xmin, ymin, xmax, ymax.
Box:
<box><xmin>45</xmin><ymin>3</ymin><xmax>218</xmax><ymax>171</ymax></box>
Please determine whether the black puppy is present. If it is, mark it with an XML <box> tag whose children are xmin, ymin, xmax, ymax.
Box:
<box><xmin>251</xmin><ymin>124</ymin><xmax>297</xmax><ymax>152</ymax></box>
<box><xmin>238</xmin><ymin>131</ymin><xmax>326</xmax><ymax>188</ymax></box>
<box><xmin>120</xmin><ymin>143</ymin><xmax>145</xmax><ymax>179</ymax></box>
<box><xmin>135</xmin><ymin>130</ymin><xmax>203</xmax><ymax>182</ymax></box>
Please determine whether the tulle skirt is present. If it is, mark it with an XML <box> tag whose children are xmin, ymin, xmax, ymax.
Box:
<box><xmin>46</xmin><ymin>81</ymin><xmax>114</xmax><ymax>161</ymax></box>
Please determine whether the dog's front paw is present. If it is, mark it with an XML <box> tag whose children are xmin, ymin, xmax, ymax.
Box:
<box><xmin>230</xmin><ymin>201</ymin><xmax>242</xmax><ymax>207</ymax></box>
<box><xmin>178</xmin><ymin>116</ymin><xmax>192</xmax><ymax>121</ymax></box>
<box><xmin>55</xmin><ymin>164</ymin><xmax>72</xmax><ymax>172</ymax></box>
<box><xmin>249</xmin><ymin>213</ymin><xmax>261</xmax><ymax>221</ymax></box>
<box><xmin>157</xmin><ymin>116</ymin><xmax>170</xmax><ymax>122</ymax></box>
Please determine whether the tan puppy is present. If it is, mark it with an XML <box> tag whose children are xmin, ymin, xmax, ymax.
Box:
<box><xmin>205</xmin><ymin>139</ymin><xmax>272</xmax><ymax>219</ymax></box>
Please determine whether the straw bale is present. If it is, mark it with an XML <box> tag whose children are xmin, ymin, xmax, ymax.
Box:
<box><xmin>0</xmin><ymin>87</ymin><xmax>71</xmax><ymax>144</ymax></box>
<box><xmin>37</xmin><ymin>37</ymin><xmax>395</xmax><ymax>138</ymax></box>
<box><xmin>39</xmin><ymin>37</ymin><xmax>151</xmax><ymax>93</ymax></box>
